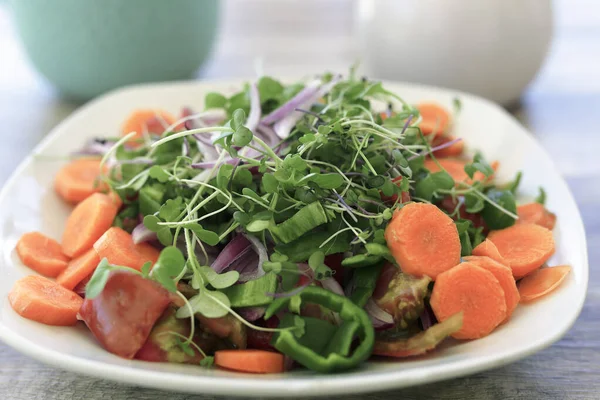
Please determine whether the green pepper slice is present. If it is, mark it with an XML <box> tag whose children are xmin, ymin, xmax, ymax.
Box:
<box><xmin>265</xmin><ymin>286</ymin><xmax>374</xmax><ymax>373</ymax></box>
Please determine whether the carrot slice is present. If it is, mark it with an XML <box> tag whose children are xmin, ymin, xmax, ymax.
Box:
<box><xmin>61</xmin><ymin>193</ymin><xmax>118</xmax><ymax>258</ymax></box>
<box><xmin>423</xmin><ymin>158</ymin><xmax>484</xmax><ymax>185</ymax></box>
<box><xmin>384</xmin><ymin>203</ymin><xmax>461</xmax><ymax>280</ymax></box>
<box><xmin>416</xmin><ymin>103</ymin><xmax>450</xmax><ymax>136</ymax></box>
<box><xmin>430</xmin><ymin>262</ymin><xmax>506</xmax><ymax>339</ymax></box>
<box><xmin>464</xmin><ymin>255</ymin><xmax>520</xmax><ymax>320</ymax></box>
<box><xmin>56</xmin><ymin>248</ymin><xmax>101</xmax><ymax>290</ymax></box>
<box><xmin>16</xmin><ymin>232</ymin><xmax>70</xmax><ymax>277</ymax></box>
<box><xmin>431</xmin><ymin>135</ymin><xmax>464</xmax><ymax>158</ymax></box>
<box><xmin>215</xmin><ymin>350</ymin><xmax>285</xmax><ymax>374</ymax></box>
<box><xmin>121</xmin><ymin>109</ymin><xmax>179</xmax><ymax>147</ymax></box>
<box><xmin>8</xmin><ymin>275</ymin><xmax>83</xmax><ymax>326</ymax></box>
<box><xmin>517</xmin><ymin>203</ymin><xmax>556</xmax><ymax>230</ymax></box>
<box><xmin>54</xmin><ymin>158</ymin><xmax>107</xmax><ymax>204</ymax></box>
<box><xmin>471</xmin><ymin>239</ymin><xmax>505</xmax><ymax>264</ymax></box>
<box><xmin>93</xmin><ymin>227</ymin><xmax>160</xmax><ymax>271</ymax></box>
<box><xmin>518</xmin><ymin>265</ymin><xmax>571</xmax><ymax>302</ymax></box>
<box><xmin>487</xmin><ymin>223</ymin><xmax>555</xmax><ymax>278</ymax></box>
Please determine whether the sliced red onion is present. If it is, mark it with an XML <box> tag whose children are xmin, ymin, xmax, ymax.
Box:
<box><xmin>321</xmin><ymin>277</ymin><xmax>345</xmax><ymax>297</ymax></box>
<box><xmin>72</xmin><ymin>138</ymin><xmax>115</xmax><ymax>157</ymax></box>
<box><xmin>210</xmin><ymin>234</ymin><xmax>266</xmax><ymax>282</ymax></box>
<box><xmin>419</xmin><ymin>303</ymin><xmax>438</xmax><ymax>331</ymax></box>
<box><xmin>237</xmin><ymin>307</ymin><xmax>265</xmax><ymax>322</ymax></box>
<box><xmin>241</xmin><ymin>233</ymin><xmax>267</xmax><ymax>281</ymax></box>
<box><xmin>273</xmin><ymin>76</ymin><xmax>340</xmax><ymax>139</ymax></box>
<box><xmin>256</xmin><ymin>123</ymin><xmax>279</xmax><ymax>145</ymax></box>
<box><xmin>182</xmin><ymin>137</ymin><xmax>190</xmax><ymax>157</ymax></box>
<box><xmin>408</xmin><ymin>137</ymin><xmax>463</xmax><ymax>161</ymax></box>
<box><xmin>131</xmin><ymin>223</ymin><xmax>157</xmax><ymax>244</ymax></box>
<box><xmin>365</xmin><ymin>298</ymin><xmax>394</xmax><ymax>330</ymax></box>
<box><xmin>211</xmin><ymin>235</ymin><xmax>253</xmax><ymax>273</ymax></box>
<box><xmin>260</xmin><ymin>79</ymin><xmax>321</xmax><ymax>125</ymax></box>
<box><xmin>246</xmin><ymin>83</ymin><xmax>261</xmax><ymax>133</ymax></box>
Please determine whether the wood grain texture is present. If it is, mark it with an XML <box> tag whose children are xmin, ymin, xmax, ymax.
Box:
<box><xmin>1</xmin><ymin>0</ymin><xmax>599</xmax><ymax>399</ymax></box>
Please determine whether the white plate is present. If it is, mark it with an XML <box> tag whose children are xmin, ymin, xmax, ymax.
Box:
<box><xmin>0</xmin><ymin>80</ymin><xmax>588</xmax><ymax>397</ymax></box>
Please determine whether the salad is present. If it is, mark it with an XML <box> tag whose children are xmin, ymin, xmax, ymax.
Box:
<box><xmin>9</xmin><ymin>71</ymin><xmax>571</xmax><ymax>374</ymax></box>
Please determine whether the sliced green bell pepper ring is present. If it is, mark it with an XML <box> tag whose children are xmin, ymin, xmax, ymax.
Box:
<box><xmin>264</xmin><ymin>286</ymin><xmax>375</xmax><ymax>373</ymax></box>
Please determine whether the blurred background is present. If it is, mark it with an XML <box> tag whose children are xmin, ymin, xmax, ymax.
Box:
<box><xmin>1</xmin><ymin>0</ymin><xmax>599</xmax><ymax>399</ymax></box>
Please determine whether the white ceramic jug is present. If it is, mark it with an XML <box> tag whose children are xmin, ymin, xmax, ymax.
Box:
<box><xmin>355</xmin><ymin>0</ymin><xmax>553</xmax><ymax>105</ymax></box>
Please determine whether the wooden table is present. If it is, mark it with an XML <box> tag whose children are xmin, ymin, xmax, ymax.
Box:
<box><xmin>1</xmin><ymin>1</ymin><xmax>599</xmax><ymax>399</ymax></box>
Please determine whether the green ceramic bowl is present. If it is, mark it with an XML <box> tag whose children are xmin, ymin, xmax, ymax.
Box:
<box><xmin>9</xmin><ymin>0</ymin><xmax>219</xmax><ymax>100</ymax></box>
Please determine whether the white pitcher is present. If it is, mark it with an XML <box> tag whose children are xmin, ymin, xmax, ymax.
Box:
<box><xmin>355</xmin><ymin>0</ymin><xmax>553</xmax><ymax>105</ymax></box>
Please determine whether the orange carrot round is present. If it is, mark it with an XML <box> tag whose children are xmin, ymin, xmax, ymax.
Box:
<box><xmin>121</xmin><ymin>109</ymin><xmax>179</xmax><ymax>147</ymax></box>
<box><xmin>518</xmin><ymin>265</ymin><xmax>571</xmax><ymax>302</ymax></box>
<box><xmin>430</xmin><ymin>262</ymin><xmax>506</xmax><ymax>339</ymax></box>
<box><xmin>56</xmin><ymin>248</ymin><xmax>101</xmax><ymax>290</ymax></box>
<box><xmin>215</xmin><ymin>350</ymin><xmax>285</xmax><ymax>374</ymax></box>
<box><xmin>384</xmin><ymin>203</ymin><xmax>461</xmax><ymax>280</ymax></box>
<box><xmin>464</xmin><ymin>255</ymin><xmax>520</xmax><ymax>321</ymax></box>
<box><xmin>471</xmin><ymin>239</ymin><xmax>505</xmax><ymax>264</ymax></box>
<box><xmin>431</xmin><ymin>135</ymin><xmax>464</xmax><ymax>158</ymax></box>
<box><xmin>416</xmin><ymin>102</ymin><xmax>450</xmax><ymax>136</ymax></box>
<box><xmin>61</xmin><ymin>193</ymin><xmax>119</xmax><ymax>258</ymax></box>
<box><xmin>517</xmin><ymin>202</ymin><xmax>556</xmax><ymax>230</ymax></box>
<box><xmin>93</xmin><ymin>227</ymin><xmax>160</xmax><ymax>271</ymax></box>
<box><xmin>54</xmin><ymin>158</ymin><xmax>107</xmax><ymax>204</ymax></box>
<box><xmin>16</xmin><ymin>232</ymin><xmax>70</xmax><ymax>277</ymax></box>
<box><xmin>8</xmin><ymin>275</ymin><xmax>83</xmax><ymax>326</ymax></box>
<box><xmin>487</xmin><ymin>223</ymin><xmax>555</xmax><ymax>278</ymax></box>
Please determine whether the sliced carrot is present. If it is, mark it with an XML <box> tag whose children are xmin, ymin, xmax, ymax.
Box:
<box><xmin>8</xmin><ymin>275</ymin><xmax>83</xmax><ymax>326</ymax></box>
<box><xmin>16</xmin><ymin>232</ymin><xmax>70</xmax><ymax>277</ymax></box>
<box><xmin>384</xmin><ymin>203</ymin><xmax>461</xmax><ymax>280</ymax></box>
<box><xmin>471</xmin><ymin>239</ymin><xmax>505</xmax><ymax>264</ymax></box>
<box><xmin>56</xmin><ymin>248</ymin><xmax>101</xmax><ymax>290</ymax></box>
<box><xmin>107</xmin><ymin>190</ymin><xmax>123</xmax><ymax>209</ymax></box>
<box><xmin>424</xmin><ymin>158</ymin><xmax>480</xmax><ymax>185</ymax></box>
<box><xmin>517</xmin><ymin>202</ymin><xmax>556</xmax><ymax>230</ymax></box>
<box><xmin>54</xmin><ymin>158</ymin><xmax>108</xmax><ymax>204</ymax></box>
<box><xmin>518</xmin><ymin>265</ymin><xmax>571</xmax><ymax>302</ymax></box>
<box><xmin>487</xmin><ymin>223</ymin><xmax>555</xmax><ymax>278</ymax></box>
<box><xmin>61</xmin><ymin>193</ymin><xmax>119</xmax><ymax>258</ymax></box>
<box><xmin>464</xmin><ymin>255</ymin><xmax>520</xmax><ymax>321</ymax></box>
<box><xmin>215</xmin><ymin>350</ymin><xmax>285</xmax><ymax>374</ymax></box>
<box><xmin>121</xmin><ymin>109</ymin><xmax>179</xmax><ymax>147</ymax></box>
<box><xmin>430</xmin><ymin>262</ymin><xmax>506</xmax><ymax>339</ymax></box>
<box><xmin>93</xmin><ymin>227</ymin><xmax>160</xmax><ymax>271</ymax></box>
<box><xmin>431</xmin><ymin>135</ymin><xmax>464</xmax><ymax>158</ymax></box>
<box><xmin>416</xmin><ymin>102</ymin><xmax>450</xmax><ymax>136</ymax></box>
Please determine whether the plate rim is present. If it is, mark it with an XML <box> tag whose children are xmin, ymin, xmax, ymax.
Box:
<box><xmin>0</xmin><ymin>78</ymin><xmax>589</xmax><ymax>397</ymax></box>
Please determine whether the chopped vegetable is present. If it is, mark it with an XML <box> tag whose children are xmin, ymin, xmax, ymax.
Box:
<box><xmin>93</xmin><ymin>227</ymin><xmax>160</xmax><ymax>271</ymax></box>
<box><xmin>416</xmin><ymin>102</ymin><xmax>450</xmax><ymax>136</ymax></box>
<box><xmin>487</xmin><ymin>223</ymin><xmax>555</xmax><ymax>278</ymax></box>
<box><xmin>54</xmin><ymin>158</ymin><xmax>107</xmax><ymax>204</ymax></box>
<box><xmin>430</xmin><ymin>262</ymin><xmax>506</xmax><ymax>339</ymax></box>
<box><xmin>464</xmin><ymin>255</ymin><xmax>520</xmax><ymax>321</ymax></box>
<box><xmin>518</xmin><ymin>265</ymin><xmax>571</xmax><ymax>302</ymax></box>
<box><xmin>8</xmin><ymin>275</ymin><xmax>83</xmax><ymax>326</ymax></box>
<box><xmin>471</xmin><ymin>239</ymin><xmax>505</xmax><ymax>264</ymax></box>
<box><xmin>61</xmin><ymin>193</ymin><xmax>119</xmax><ymax>258</ymax></box>
<box><xmin>16</xmin><ymin>231</ymin><xmax>70</xmax><ymax>277</ymax></box>
<box><xmin>517</xmin><ymin>202</ymin><xmax>556</xmax><ymax>230</ymax></box>
<box><xmin>56</xmin><ymin>248</ymin><xmax>100</xmax><ymax>290</ymax></box>
<box><xmin>79</xmin><ymin>270</ymin><xmax>171</xmax><ymax>358</ymax></box>
<box><xmin>373</xmin><ymin>311</ymin><xmax>462</xmax><ymax>357</ymax></box>
<box><xmin>215</xmin><ymin>349</ymin><xmax>285</xmax><ymax>374</ymax></box>
<box><xmin>385</xmin><ymin>203</ymin><xmax>461</xmax><ymax>280</ymax></box>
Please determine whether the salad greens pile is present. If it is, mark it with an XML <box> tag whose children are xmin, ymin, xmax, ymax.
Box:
<box><xmin>86</xmin><ymin>69</ymin><xmax>523</xmax><ymax>372</ymax></box>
